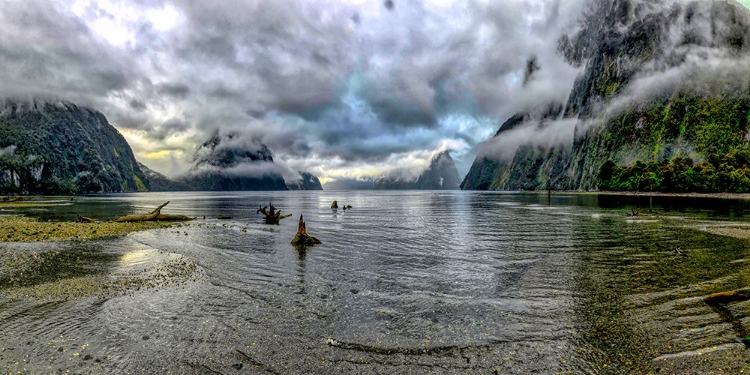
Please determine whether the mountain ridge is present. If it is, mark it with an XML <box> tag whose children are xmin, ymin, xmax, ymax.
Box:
<box><xmin>462</xmin><ymin>0</ymin><xmax>750</xmax><ymax>192</ymax></box>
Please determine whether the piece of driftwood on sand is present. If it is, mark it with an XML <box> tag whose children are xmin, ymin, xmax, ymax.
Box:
<box><xmin>114</xmin><ymin>201</ymin><xmax>194</xmax><ymax>222</ymax></box>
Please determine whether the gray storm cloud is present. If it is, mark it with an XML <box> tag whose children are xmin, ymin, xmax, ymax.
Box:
<box><xmin>0</xmin><ymin>0</ymin><xmax>598</xmax><ymax>180</ymax></box>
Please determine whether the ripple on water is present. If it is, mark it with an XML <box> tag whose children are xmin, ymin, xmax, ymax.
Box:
<box><xmin>3</xmin><ymin>192</ymin><xmax>750</xmax><ymax>373</ymax></box>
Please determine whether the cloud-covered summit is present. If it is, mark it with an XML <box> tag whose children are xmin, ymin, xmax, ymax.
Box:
<box><xmin>1</xmin><ymin>0</ymin><xmax>623</xmax><ymax>182</ymax></box>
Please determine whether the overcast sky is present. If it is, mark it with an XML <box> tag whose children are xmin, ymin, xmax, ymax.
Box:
<box><xmin>2</xmin><ymin>0</ymin><xmax>748</xmax><ymax>183</ymax></box>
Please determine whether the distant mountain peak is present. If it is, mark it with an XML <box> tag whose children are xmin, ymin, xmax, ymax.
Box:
<box><xmin>191</xmin><ymin>130</ymin><xmax>274</xmax><ymax>170</ymax></box>
<box><xmin>286</xmin><ymin>171</ymin><xmax>323</xmax><ymax>190</ymax></box>
<box><xmin>180</xmin><ymin>131</ymin><xmax>287</xmax><ymax>191</ymax></box>
<box><xmin>415</xmin><ymin>150</ymin><xmax>461</xmax><ymax>190</ymax></box>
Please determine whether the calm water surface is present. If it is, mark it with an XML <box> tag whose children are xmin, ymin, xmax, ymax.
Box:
<box><xmin>1</xmin><ymin>191</ymin><xmax>749</xmax><ymax>374</ymax></box>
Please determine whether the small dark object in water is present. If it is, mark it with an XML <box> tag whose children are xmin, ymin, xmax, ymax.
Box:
<box><xmin>142</xmin><ymin>335</ymin><xmax>150</xmax><ymax>340</ymax></box>
<box><xmin>331</xmin><ymin>200</ymin><xmax>338</xmax><ymax>209</ymax></box>
<box><xmin>671</xmin><ymin>246</ymin><xmax>688</xmax><ymax>257</ymax></box>
<box><xmin>217</xmin><ymin>215</ymin><xmax>233</xmax><ymax>220</ymax></box>
<box><xmin>384</xmin><ymin>0</ymin><xmax>394</xmax><ymax>11</ymax></box>
<box><xmin>350</xmin><ymin>289</ymin><xmax>359</xmax><ymax>294</ymax></box>
<box><xmin>83</xmin><ymin>354</ymin><xmax>93</xmax><ymax>360</ymax></box>
<box><xmin>232</xmin><ymin>363</ymin><xmax>243</xmax><ymax>370</ymax></box>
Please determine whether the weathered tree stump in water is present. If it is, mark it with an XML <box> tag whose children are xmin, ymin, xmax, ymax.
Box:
<box><xmin>257</xmin><ymin>202</ymin><xmax>292</xmax><ymax>225</ymax></box>
<box><xmin>114</xmin><ymin>201</ymin><xmax>194</xmax><ymax>222</ymax></box>
<box><xmin>291</xmin><ymin>215</ymin><xmax>321</xmax><ymax>248</ymax></box>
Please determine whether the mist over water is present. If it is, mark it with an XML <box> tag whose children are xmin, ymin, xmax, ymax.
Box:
<box><xmin>1</xmin><ymin>191</ymin><xmax>749</xmax><ymax>373</ymax></box>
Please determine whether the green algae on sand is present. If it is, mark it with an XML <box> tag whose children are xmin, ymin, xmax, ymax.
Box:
<box><xmin>0</xmin><ymin>216</ymin><xmax>179</xmax><ymax>242</ymax></box>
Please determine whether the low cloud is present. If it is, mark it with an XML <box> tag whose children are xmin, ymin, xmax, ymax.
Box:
<box><xmin>478</xmin><ymin>118</ymin><xmax>582</xmax><ymax>160</ymax></box>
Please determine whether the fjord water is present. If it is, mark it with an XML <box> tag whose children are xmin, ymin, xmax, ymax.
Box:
<box><xmin>1</xmin><ymin>192</ymin><xmax>750</xmax><ymax>373</ymax></box>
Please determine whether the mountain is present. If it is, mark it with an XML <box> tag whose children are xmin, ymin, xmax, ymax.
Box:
<box><xmin>0</xmin><ymin>100</ymin><xmax>149</xmax><ymax>194</ymax></box>
<box><xmin>323</xmin><ymin>151</ymin><xmax>461</xmax><ymax>190</ymax></box>
<box><xmin>137</xmin><ymin>162</ymin><xmax>192</xmax><ymax>192</ymax></box>
<box><xmin>286</xmin><ymin>172</ymin><xmax>323</xmax><ymax>190</ymax></box>
<box><xmin>463</xmin><ymin>0</ymin><xmax>750</xmax><ymax>193</ymax></box>
<box><xmin>180</xmin><ymin>131</ymin><xmax>288</xmax><ymax>191</ymax></box>
<box><xmin>413</xmin><ymin>151</ymin><xmax>462</xmax><ymax>190</ymax></box>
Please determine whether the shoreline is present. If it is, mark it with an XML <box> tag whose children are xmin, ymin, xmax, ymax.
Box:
<box><xmin>521</xmin><ymin>190</ymin><xmax>750</xmax><ymax>200</ymax></box>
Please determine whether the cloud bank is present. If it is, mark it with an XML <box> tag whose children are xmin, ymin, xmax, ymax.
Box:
<box><xmin>1</xmin><ymin>0</ymin><xmax>603</xmax><ymax>180</ymax></box>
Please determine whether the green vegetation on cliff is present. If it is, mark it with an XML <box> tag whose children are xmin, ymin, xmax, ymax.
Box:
<box><xmin>462</xmin><ymin>0</ymin><xmax>750</xmax><ymax>193</ymax></box>
<box><xmin>598</xmin><ymin>92</ymin><xmax>750</xmax><ymax>192</ymax></box>
<box><xmin>0</xmin><ymin>101</ymin><xmax>149</xmax><ymax>194</ymax></box>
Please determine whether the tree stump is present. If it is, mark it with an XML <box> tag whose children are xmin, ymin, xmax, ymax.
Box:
<box><xmin>291</xmin><ymin>215</ymin><xmax>321</xmax><ymax>248</ymax></box>
<box><xmin>257</xmin><ymin>202</ymin><xmax>292</xmax><ymax>225</ymax></box>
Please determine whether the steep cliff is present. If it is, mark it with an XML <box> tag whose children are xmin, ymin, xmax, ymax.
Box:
<box><xmin>463</xmin><ymin>0</ymin><xmax>750</xmax><ymax>192</ymax></box>
<box><xmin>0</xmin><ymin>100</ymin><xmax>149</xmax><ymax>194</ymax></box>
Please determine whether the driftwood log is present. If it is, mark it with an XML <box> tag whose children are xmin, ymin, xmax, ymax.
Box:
<box><xmin>291</xmin><ymin>215</ymin><xmax>321</xmax><ymax>248</ymax></box>
<box><xmin>704</xmin><ymin>289</ymin><xmax>750</xmax><ymax>305</ymax></box>
<box><xmin>704</xmin><ymin>288</ymin><xmax>750</xmax><ymax>344</ymax></box>
<box><xmin>114</xmin><ymin>201</ymin><xmax>194</xmax><ymax>222</ymax></box>
<box><xmin>257</xmin><ymin>202</ymin><xmax>292</xmax><ymax>225</ymax></box>
<box><xmin>77</xmin><ymin>215</ymin><xmax>96</xmax><ymax>223</ymax></box>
